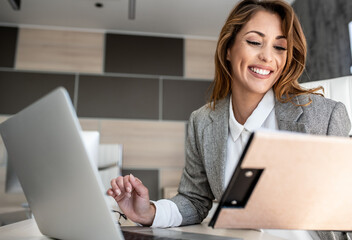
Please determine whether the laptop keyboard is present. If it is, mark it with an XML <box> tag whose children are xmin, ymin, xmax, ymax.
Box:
<box><xmin>122</xmin><ymin>229</ymin><xmax>240</xmax><ymax>240</ymax></box>
<box><xmin>122</xmin><ymin>230</ymin><xmax>183</xmax><ymax>240</ymax></box>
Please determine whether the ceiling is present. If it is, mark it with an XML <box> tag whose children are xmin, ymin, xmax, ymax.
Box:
<box><xmin>0</xmin><ymin>0</ymin><xmax>295</xmax><ymax>39</ymax></box>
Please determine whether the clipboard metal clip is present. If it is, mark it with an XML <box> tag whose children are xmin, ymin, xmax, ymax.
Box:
<box><xmin>223</xmin><ymin>168</ymin><xmax>264</xmax><ymax>208</ymax></box>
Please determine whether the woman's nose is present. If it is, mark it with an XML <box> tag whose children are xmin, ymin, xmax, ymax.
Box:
<box><xmin>258</xmin><ymin>47</ymin><xmax>273</xmax><ymax>63</ymax></box>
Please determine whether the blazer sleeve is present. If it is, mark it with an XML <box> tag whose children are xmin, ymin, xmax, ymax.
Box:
<box><xmin>327</xmin><ymin>102</ymin><xmax>351</xmax><ymax>136</ymax></box>
<box><xmin>316</xmin><ymin>101</ymin><xmax>351</xmax><ymax>240</ymax></box>
<box><xmin>170</xmin><ymin>110</ymin><xmax>214</xmax><ymax>226</ymax></box>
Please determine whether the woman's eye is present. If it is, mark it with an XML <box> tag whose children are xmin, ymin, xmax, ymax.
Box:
<box><xmin>274</xmin><ymin>46</ymin><xmax>287</xmax><ymax>51</ymax></box>
<box><xmin>246</xmin><ymin>40</ymin><xmax>261</xmax><ymax>46</ymax></box>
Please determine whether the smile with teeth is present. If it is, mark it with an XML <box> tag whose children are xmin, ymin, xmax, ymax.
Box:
<box><xmin>250</xmin><ymin>67</ymin><xmax>271</xmax><ymax>76</ymax></box>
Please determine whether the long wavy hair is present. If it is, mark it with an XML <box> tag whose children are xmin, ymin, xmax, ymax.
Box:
<box><xmin>209</xmin><ymin>0</ymin><xmax>322</xmax><ymax>109</ymax></box>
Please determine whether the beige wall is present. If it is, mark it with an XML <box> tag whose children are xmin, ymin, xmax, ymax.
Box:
<box><xmin>15</xmin><ymin>28</ymin><xmax>216</xmax><ymax>79</ymax></box>
<box><xmin>80</xmin><ymin>118</ymin><xmax>185</xmax><ymax>190</ymax></box>
<box><xmin>3</xmin><ymin>27</ymin><xmax>217</xmax><ymax>196</ymax></box>
<box><xmin>185</xmin><ymin>39</ymin><xmax>216</xmax><ymax>80</ymax></box>
<box><xmin>16</xmin><ymin>28</ymin><xmax>104</xmax><ymax>73</ymax></box>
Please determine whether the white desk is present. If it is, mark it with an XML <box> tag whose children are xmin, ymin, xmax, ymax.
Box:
<box><xmin>0</xmin><ymin>218</ymin><xmax>286</xmax><ymax>240</ymax></box>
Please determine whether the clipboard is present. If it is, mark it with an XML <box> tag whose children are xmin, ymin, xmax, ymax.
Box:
<box><xmin>209</xmin><ymin>130</ymin><xmax>352</xmax><ymax>231</ymax></box>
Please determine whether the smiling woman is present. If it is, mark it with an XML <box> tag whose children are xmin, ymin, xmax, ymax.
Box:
<box><xmin>210</xmin><ymin>0</ymin><xmax>323</xmax><ymax>111</ymax></box>
<box><xmin>107</xmin><ymin>1</ymin><xmax>351</xmax><ymax>240</ymax></box>
<box><xmin>225</xmin><ymin>11</ymin><xmax>287</xmax><ymax>124</ymax></box>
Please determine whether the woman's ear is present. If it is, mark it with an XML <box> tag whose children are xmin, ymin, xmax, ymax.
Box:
<box><xmin>226</xmin><ymin>49</ymin><xmax>231</xmax><ymax>61</ymax></box>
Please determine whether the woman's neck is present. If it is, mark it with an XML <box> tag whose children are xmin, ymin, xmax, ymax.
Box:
<box><xmin>231</xmin><ymin>90</ymin><xmax>265</xmax><ymax>125</ymax></box>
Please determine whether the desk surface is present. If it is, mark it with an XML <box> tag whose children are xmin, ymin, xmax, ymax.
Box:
<box><xmin>0</xmin><ymin>218</ymin><xmax>286</xmax><ymax>240</ymax></box>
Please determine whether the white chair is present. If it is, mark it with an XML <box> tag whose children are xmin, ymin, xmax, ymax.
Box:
<box><xmin>300</xmin><ymin>75</ymin><xmax>352</xmax><ymax>135</ymax></box>
<box><xmin>98</xmin><ymin>144</ymin><xmax>123</xmax><ymax>192</ymax></box>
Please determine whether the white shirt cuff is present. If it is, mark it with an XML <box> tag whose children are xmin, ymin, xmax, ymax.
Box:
<box><xmin>150</xmin><ymin>199</ymin><xmax>182</xmax><ymax>228</ymax></box>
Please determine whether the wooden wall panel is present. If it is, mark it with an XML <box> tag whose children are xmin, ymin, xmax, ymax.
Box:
<box><xmin>99</xmin><ymin>119</ymin><xmax>185</xmax><ymax>168</ymax></box>
<box><xmin>78</xmin><ymin>117</ymin><xmax>186</xmax><ymax>195</ymax></box>
<box><xmin>160</xmin><ymin>168</ymin><xmax>183</xmax><ymax>189</ymax></box>
<box><xmin>185</xmin><ymin>39</ymin><xmax>217</xmax><ymax>80</ymax></box>
<box><xmin>16</xmin><ymin>28</ymin><xmax>104</xmax><ymax>73</ymax></box>
<box><xmin>79</xmin><ymin>118</ymin><xmax>101</xmax><ymax>132</ymax></box>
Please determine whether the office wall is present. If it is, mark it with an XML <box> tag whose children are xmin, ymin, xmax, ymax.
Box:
<box><xmin>16</xmin><ymin>28</ymin><xmax>104</xmax><ymax>73</ymax></box>
<box><xmin>0</xmin><ymin>25</ymin><xmax>216</xmax><ymax>198</ymax></box>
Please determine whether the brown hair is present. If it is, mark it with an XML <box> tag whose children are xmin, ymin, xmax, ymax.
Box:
<box><xmin>209</xmin><ymin>0</ymin><xmax>322</xmax><ymax>108</ymax></box>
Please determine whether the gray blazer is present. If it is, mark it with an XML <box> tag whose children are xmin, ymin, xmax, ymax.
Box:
<box><xmin>170</xmin><ymin>94</ymin><xmax>351</xmax><ymax>239</ymax></box>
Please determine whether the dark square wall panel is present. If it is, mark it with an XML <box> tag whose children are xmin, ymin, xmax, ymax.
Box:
<box><xmin>163</xmin><ymin>79</ymin><xmax>212</xmax><ymax>121</ymax></box>
<box><xmin>0</xmin><ymin>70</ymin><xmax>75</xmax><ymax>114</ymax></box>
<box><xmin>0</xmin><ymin>27</ymin><xmax>18</xmax><ymax>68</ymax></box>
<box><xmin>77</xmin><ymin>75</ymin><xmax>159</xmax><ymax>119</ymax></box>
<box><xmin>105</xmin><ymin>34</ymin><xmax>184</xmax><ymax>76</ymax></box>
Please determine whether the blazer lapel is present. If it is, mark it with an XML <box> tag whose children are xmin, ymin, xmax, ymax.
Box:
<box><xmin>275</xmin><ymin>96</ymin><xmax>307</xmax><ymax>133</ymax></box>
<box><xmin>202</xmin><ymin>97</ymin><xmax>229</xmax><ymax>200</ymax></box>
<box><xmin>202</xmin><ymin>95</ymin><xmax>309</xmax><ymax>199</ymax></box>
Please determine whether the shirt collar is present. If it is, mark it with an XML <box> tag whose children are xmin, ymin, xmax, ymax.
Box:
<box><xmin>229</xmin><ymin>88</ymin><xmax>275</xmax><ymax>142</ymax></box>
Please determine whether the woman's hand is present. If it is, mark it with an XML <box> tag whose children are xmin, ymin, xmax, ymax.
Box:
<box><xmin>107</xmin><ymin>174</ymin><xmax>156</xmax><ymax>226</ymax></box>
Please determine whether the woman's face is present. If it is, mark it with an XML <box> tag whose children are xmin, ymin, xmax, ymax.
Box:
<box><xmin>227</xmin><ymin>10</ymin><xmax>287</xmax><ymax>97</ymax></box>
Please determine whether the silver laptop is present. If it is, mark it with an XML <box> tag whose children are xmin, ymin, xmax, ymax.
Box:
<box><xmin>0</xmin><ymin>87</ymin><xmax>236</xmax><ymax>240</ymax></box>
<box><xmin>0</xmin><ymin>87</ymin><xmax>124</xmax><ymax>240</ymax></box>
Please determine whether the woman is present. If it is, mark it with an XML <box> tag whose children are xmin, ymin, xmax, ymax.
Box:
<box><xmin>108</xmin><ymin>0</ymin><xmax>351</xmax><ymax>239</ymax></box>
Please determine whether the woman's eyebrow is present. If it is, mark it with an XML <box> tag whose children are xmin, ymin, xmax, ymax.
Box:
<box><xmin>245</xmin><ymin>30</ymin><xmax>265</xmax><ymax>37</ymax></box>
<box><xmin>245</xmin><ymin>30</ymin><xmax>286</xmax><ymax>40</ymax></box>
<box><xmin>276</xmin><ymin>35</ymin><xmax>287</xmax><ymax>40</ymax></box>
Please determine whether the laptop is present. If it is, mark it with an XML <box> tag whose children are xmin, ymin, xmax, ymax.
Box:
<box><xmin>0</xmin><ymin>87</ymin><xmax>236</xmax><ymax>240</ymax></box>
